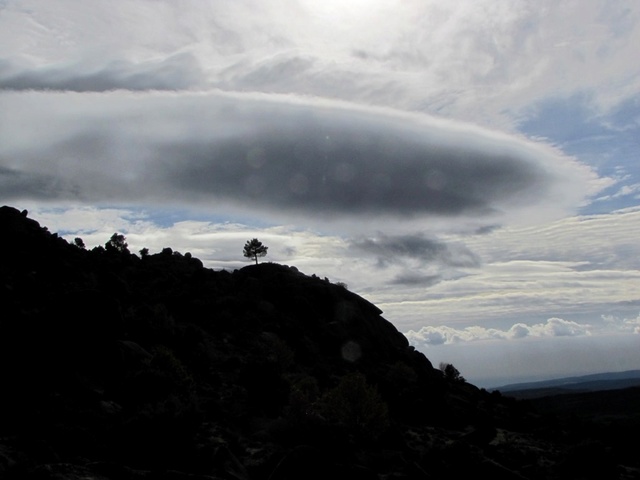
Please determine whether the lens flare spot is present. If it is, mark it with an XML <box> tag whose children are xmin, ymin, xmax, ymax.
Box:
<box><xmin>341</xmin><ymin>340</ymin><xmax>362</xmax><ymax>362</ymax></box>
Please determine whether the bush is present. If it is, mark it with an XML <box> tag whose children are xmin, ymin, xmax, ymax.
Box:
<box><xmin>320</xmin><ymin>372</ymin><xmax>389</xmax><ymax>439</ymax></box>
<box><xmin>439</xmin><ymin>362</ymin><xmax>465</xmax><ymax>383</ymax></box>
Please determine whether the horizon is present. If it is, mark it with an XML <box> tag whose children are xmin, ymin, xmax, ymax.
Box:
<box><xmin>1</xmin><ymin>1</ymin><xmax>639</xmax><ymax>388</ymax></box>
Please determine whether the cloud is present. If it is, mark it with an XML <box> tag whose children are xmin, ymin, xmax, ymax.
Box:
<box><xmin>597</xmin><ymin>182</ymin><xmax>640</xmax><ymax>202</ymax></box>
<box><xmin>0</xmin><ymin>165</ymin><xmax>78</xmax><ymax>200</ymax></box>
<box><xmin>406</xmin><ymin>317</ymin><xmax>592</xmax><ymax>347</ymax></box>
<box><xmin>462</xmin><ymin>207</ymin><xmax>640</xmax><ymax>270</ymax></box>
<box><xmin>350</xmin><ymin>209</ymin><xmax>640</xmax><ymax>330</ymax></box>
<box><xmin>351</xmin><ymin>233</ymin><xmax>480</xmax><ymax>269</ymax></box>
<box><xmin>0</xmin><ymin>53</ymin><xmax>206</xmax><ymax>92</ymax></box>
<box><xmin>528</xmin><ymin>318</ymin><xmax>592</xmax><ymax>337</ymax></box>
<box><xmin>0</xmin><ymin>90</ymin><xmax>604</xmax><ymax>231</ymax></box>
<box><xmin>601</xmin><ymin>312</ymin><xmax>640</xmax><ymax>334</ymax></box>
<box><xmin>390</xmin><ymin>273</ymin><xmax>442</xmax><ymax>287</ymax></box>
<box><xmin>349</xmin><ymin>233</ymin><xmax>480</xmax><ymax>287</ymax></box>
<box><xmin>25</xmin><ymin>205</ymin><xmax>151</xmax><ymax>237</ymax></box>
<box><xmin>156</xmin><ymin>107</ymin><xmax>557</xmax><ymax>222</ymax></box>
<box><xmin>2</xmin><ymin>1</ymin><xmax>638</xmax><ymax>131</ymax></box>
<box><xmin>218</xmin><ymin>54</ymin><xmax>318</xmax><ymax>93</ymax></box>
<box><xmin>508</xmin><ymin>323</ymin><xmax>530</xmax><ymax>339</ymax></box>
<box><xmin>377</xmin><ymin>255</ymin><xmax>640</xmax><ymax>332</ymax></box>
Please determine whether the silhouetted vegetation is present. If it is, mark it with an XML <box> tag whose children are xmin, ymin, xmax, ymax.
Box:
<box><xmin>105</xmin><ymin>231</ymin><xmax>129</xmax><ymax>253</ymax></box>
<box><xmin>243</xmin><ymin>237</ymin><xmax>268</xmax><ymax>264</ymax></box>
<box><xmin>320</xmin><ymin>371</ymin><xmax>390</xmax><ymax>439</ymax></box>
<box><xmin>440</xmin><ymin>362</ymin><xmax>466</xmax><ymax>383</ymax></box>
<box><xmin>0</xmin><ymin>205</ymin><xmax>637</xmax><ymax>480</ymax></box>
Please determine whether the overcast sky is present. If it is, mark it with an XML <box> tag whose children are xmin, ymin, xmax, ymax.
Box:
<box><xmin>1</xmin><ymin>0</ymin><xmax>639</xmax><ymax>387</ymax></box>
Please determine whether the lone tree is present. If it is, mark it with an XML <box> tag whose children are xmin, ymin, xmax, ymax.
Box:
<box><xmin>243</xmin><ymin>238</ymin><xmax>268</xmax><ymax>265</ymax></box>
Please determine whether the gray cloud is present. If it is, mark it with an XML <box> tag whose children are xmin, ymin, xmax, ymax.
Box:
<box><xmin>473</xmin><ymin>224</ymin><xmax>501</xmax><ymax>235</ymax></box>
<box><xmin>0</xmin><ymin>53</ymin><xmax>204</xmax><ymax>92</ymax></box>
<box><xmin>159</xmin><ymin>134</ymin><xmax>544</xmax><ymax>218</ymax></box>
<box><xmin>0</xmin><ymin>165</ymin><xmax>79</xmax><ymax>200</ymax></box>
<box><xmin>390</xmin><ymin>272</ymin><xmax>442</xmax><ymax>287</ymax></box>
<box><xmin>351</xmin><ymin>233</ymin><xmax>480</xmax><ymax>269</ymax></box>
<box><xmin>0</xmin><ymin>91</ymin><xmax>602</xmax><ymax>227</ymax></box>
<box><xmin>219</xmin><ymin>54</ymin><xmax>317</xmax><ymax>93</ymax></box>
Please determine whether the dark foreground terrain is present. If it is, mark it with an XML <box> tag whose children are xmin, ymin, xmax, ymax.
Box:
<box><xmin>1</xmin><ymin>205</ymin><xmax>639</xmax><ymax>479</ymax></box>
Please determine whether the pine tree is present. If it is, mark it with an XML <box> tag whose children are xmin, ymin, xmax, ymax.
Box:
<box><xmin>243</xmin><ymin>238</ymin><xmax>268</xmax><ymax>265</ymax></box>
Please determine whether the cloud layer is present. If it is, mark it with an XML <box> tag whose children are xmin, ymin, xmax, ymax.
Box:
<box><xmin>406</xmin><ymin>317</ymin><xmax>594</xmax><ymax>347</ymax></box>
<box><xmin>0</xmin><ymin>90</ymin><xmax>604</xmax><ymax>231</ymax></box>
<box><xmin>3</xmin><ymin>1</ymin><xmax>637</xmax><ymax>125</ymax></box>
<box><xmin>0</xmin><ymin>53</ymin><xmax>205</xmax><ymax>92</ymax></box>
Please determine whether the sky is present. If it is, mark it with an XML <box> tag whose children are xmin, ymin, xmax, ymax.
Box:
<box><xmin>1</xmin><ymin>0</ymin><xmax>639</xmax><ymax>388</ymax></box>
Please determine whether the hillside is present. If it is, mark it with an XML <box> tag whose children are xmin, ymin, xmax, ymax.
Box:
<box><xmin>1</xmin><ymin>205</ymin><xmax>639</xmax><ymax>479</ymax></box>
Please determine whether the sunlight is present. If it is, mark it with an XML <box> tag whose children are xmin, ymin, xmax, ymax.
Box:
<box><xmin>302</xmin><ymin>0</ymin><xmax>392</xmax><ymax>26</ymax></box>
<box><xmin>306</xmin><ymin>0</ymin><xmax>378</xmax><ymax>15</ymax></box>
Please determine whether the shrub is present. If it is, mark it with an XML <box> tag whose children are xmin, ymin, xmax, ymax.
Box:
<box><xmin>288</xmin><ymin>374</ymin><xmax>321</xmax><ymax>421</ymax></box>
<box><xmin>150</xmin><ymin>345</ymin><xmax>194</xmax><ymax>393</ymax></box>
<box><xmin>320</xmin><ymin>372</ymin><xmax>389</xmax><ymax>439</ymax></box>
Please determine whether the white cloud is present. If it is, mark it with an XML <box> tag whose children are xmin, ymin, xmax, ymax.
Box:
<box><xmin>461</xmin><ymin>207</ymin><xmax>640</xmax><ymax>269</ymax></box>
<box><xmin>601</xmin><ymin>312</ymin><xmax>640</xmax><ymax>334</ymax></box>
<box><xmin>368</xmin><ymin>207</ymin><xmax>640</xmax><ymax>331</ymax></box>
<box><xmin>0</xmin><ymin>53</ymin><xmax>206</xmax><ymax>92</ymax></box>
<box><xmin>406</xmin><ymin>317</ymin><xmax>594</xmax><ymax>348</ymax></box>
<box><xmin>1</xmin><ymin>1</ymin><xmax>637</xmax><ymax>127</ymax></box>
<box><xmin>597</xmin><ymin>183</ymin><xmax>640</xmax><ymax>202</ymax></box>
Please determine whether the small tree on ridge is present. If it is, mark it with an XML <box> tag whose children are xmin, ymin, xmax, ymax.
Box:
<box><xmin>105</xmin><ymin>233</ymin><xmax>129</xmax><ymax>254</ymax></box>
<box><xmin>243</xmin><ymin>238</ymin><xmax>268</xmax><ymax>265</ymax></box>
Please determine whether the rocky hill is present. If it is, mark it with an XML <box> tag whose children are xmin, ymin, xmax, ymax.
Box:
<box><xmin>1</xmin><ymin>205</ymin><xmax>638</xmax><ymax>479</ymax></box>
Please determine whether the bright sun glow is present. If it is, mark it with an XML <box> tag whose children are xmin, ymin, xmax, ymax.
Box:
<box><xmin>303</xmin><ymin>0</ymin><xmax>392</xmax><ymax>24</ymax></box>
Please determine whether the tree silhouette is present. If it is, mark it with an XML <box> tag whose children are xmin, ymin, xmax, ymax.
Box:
<box><xmin>243</xmin><ymin>238</ymin><xmax>268</xmax><ymax>265</ymax></box>
<box><xmin>105</xmin><ymin>233</ymin><xmax>129</xmax><ymax>254</ymax></box>
<box><xmin>439</xmin><ymin>362</ymin><xmax>465</xmax><ymax>383</ymax></box>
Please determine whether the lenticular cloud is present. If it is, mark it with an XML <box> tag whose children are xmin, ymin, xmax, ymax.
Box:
<box><xmin>0</xmin><ymin>90</ymin><xmax>604</xmax><ymax>226</ymax></box>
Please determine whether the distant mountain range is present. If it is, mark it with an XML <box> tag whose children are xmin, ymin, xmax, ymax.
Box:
<box><xmin>492</xmin><ymin>369</ymin><xmax>640</xmax><ymax>399</ymax></box>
